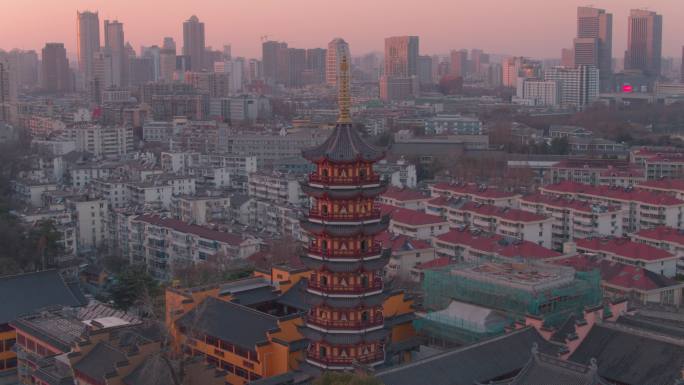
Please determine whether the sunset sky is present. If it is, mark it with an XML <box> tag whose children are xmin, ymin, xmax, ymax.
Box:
<box><xmin>1</xmin><ymin>0</ymin><xmax>682</xmax><ymax>59</ymax></box>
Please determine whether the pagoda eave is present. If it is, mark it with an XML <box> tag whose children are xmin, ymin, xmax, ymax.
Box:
<box><xmin>300</xmin><ymin>254</ymin><xmax>390</xmax><ymax>273</ymax></box>
<box><xmin>300</xmin><ymin>217</ymin><xmax>389</xmax><ymax>237</ymax></box>
<box><xmin>300</xmin><ymin>182</ymin><xmax>388</xmax><ymax>199</ymax></box>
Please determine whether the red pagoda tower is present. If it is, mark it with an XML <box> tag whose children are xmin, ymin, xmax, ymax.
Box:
<box><xmin>299</xmin><ymin>55</ymin><xmax>390</xmax><ymax>370</ymax></box>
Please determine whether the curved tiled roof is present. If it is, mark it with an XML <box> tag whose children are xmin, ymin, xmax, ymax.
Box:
<box><xmin>300</xmin><ymin>326</ymin><xmax>389</xmax><ymax>344</ymax></box>
<box><xmin>300</xmin><ymin>253</ymin><xmax>390</xmax><ymax>273</ymax></box>
<box><xmin>302</xmin><ymin>123</ymin><xmax>385</xmax><ymax>163</ymax></box>
<box><xmin>300</xmin><ymin>216</ymin><xmax>389</xmax><ymax>236</ymax></box>
<box><xmin>300</xmin><ymin>181</ymin><xmax>388</xmax><ymax>199</ymax></box>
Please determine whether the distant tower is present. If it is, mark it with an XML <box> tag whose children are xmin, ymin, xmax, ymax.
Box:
<box><xmin>326</xmin><ymin>38</ymin><xmax>350</xmax><ymax>87</ymax></box>
<box><xmin>182</xmin><ymin>15</ymin><xmax>205</xmax><ymax>71</ymax></box>
<box><xmin>384</xmin><ymin>36</ymin><xmax>419</xmax><ymax>78</ymax></box>
<box><xmin>77</xmin><ymin>10</ymin><xmax>100</xmax><ymax>86</ymax></box>
<box><xmin>41</xmin><ymin>43</ymin><xmax>71</xmax><ymax>93</ymax></box>
<box><xmin>624</xmin><ymin>9</ymin><xmax>663</xmax><ymax>76</ymax></box>
<box><xmin>104</xmin><ymin>19</ymin><xmax>127</xmax><ymax>87</ymax></box>
<box><xmin>300</xmin><ymin>55</ymin><xmax>390</xmax><ymax>370</ymax></box>
<box><xmin>575</xmin><ymin>6</ymin><xmax>612</xmax><ymax>81</ymax></box>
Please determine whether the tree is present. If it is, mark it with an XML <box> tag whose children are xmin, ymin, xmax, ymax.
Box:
<box><xmin>110</xmin><ymin>265</ymin><xmax>161</xmax><ymax>311</ymax></box>
<box><xmin>549</xmin><ymin>137</ymin><xmax>570</xmax><ymax>155</ymax></box>
<box><xmin>313</xmin><ymin>372</ymin><xmax>384</xmax><ymax>385</ymax></box>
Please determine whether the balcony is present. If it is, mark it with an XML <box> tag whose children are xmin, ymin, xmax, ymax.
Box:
<box><xmin>306</xmin><ymin>348</ymin><xmax>385</xmax><ymax>368</ymax></box>
<box><xmin>308</xmin><ymin>276</ymin><xmax>383</xmax><ymax>295</ymax></box>
<box><xmin>307</xmin><ymin>243</ymin><xmax>383</xmax><ymax>259</ymax></box>
<box><xmin>307</xmin><ymin>314</ymin><xmax>384</xmax><ymax>331</ymax></box>
<box><xmin>308</xmin><ymin>173</ymin><xmax>381</xmax><ymax>186</ymax></box>
<box><xmin>308</xmin><ymin>208</ymin><xmax>381</xmax><ymax>222</ymax></box>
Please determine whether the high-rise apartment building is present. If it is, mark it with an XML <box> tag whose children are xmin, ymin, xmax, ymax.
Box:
<box><xmin>561</xmin><ymin>48</ymin><xmax>575</xmax><ymax>67</ymax></box>
<box><xmin>182</xmin><ymin>15</ymin><xmax>205</xmax><ymax>71</ymax></box>
<box><xmin>104</xmin><ymin>19</ymin><xmax>127</xmax><ymax>87</ymax></box>
<box><xmin>624</xmin><ymin>9</ymin><xmax>663</xmax><ymax>76</ymax></box>
<box><xmin>262</xmin><ymin>40</ymin><xmax>287</xmax><ymax>86</ymax></box>
<box><xmin>502</xmin><ymin>57</ymin><xmax>541</xmax><ymax>88</ymax></box>
<box><xmin>76</xmin><ymin>11</ymin><xmax>100</xmax><ymax>86</ymax></box>
<box><xmin>450</xmin><ymin>49</ymin><xmax>468</xmax><ymax>78</ymax></box>
<box><xmin>384</xmin><ymin>36</ymin><xmax>419</xmax><ymax>77</ymax></box>
<box><xmin>305</xmin><ymin>48</ymin><xmax>327</xmax><ymax>84</ymax></box>
<box><xmin>575</xmin><ymin>6</ymin><xmax>612</xmax><ymax>84</ymax></box>
<box><xmin>417</xmin><ymin>55</ymin><xmax>433</xmax><ymax>86</ymax></box>
<box><xmin>0</xmin><ymin>61</ymin><xmax>12</xmax><ymax>122</ymax></box>
<box><xmin>545</xmin><ymin>65</ymin><xmax>599</xmax><ymax>109</ymax></box>
<box><xmin>326</xmin><ymin>38</ymin><xmax>350</xmax><ymax>87</ymax></box>
<box><xmin>41</xmin><ymin>43</ymin><xmax>71</xmax><ymax>93</ymax></box>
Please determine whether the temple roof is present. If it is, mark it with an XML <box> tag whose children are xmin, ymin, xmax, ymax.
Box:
<box><xmin>300</xmin><ymin>253</ymin><xmax>390</xmax><ymax>273</ymax></box>
<box><xmin>302</xmin><ymin>123</ymin><xmax>385</xmax><ymax>163</ymax></box>
<box><xmin>300</xmin><ymin>216</ymin><xmax>389</xmax><ymax>237</ymax></box>
<box><xmin>301</xmin><ymin>181</ymin><xmax>388</xmax><ymax>199</ymax></box>
<box><xmin>299</xmin><ymin>326</ymin><xmax>389</xmax><ymax>344</ymax></box>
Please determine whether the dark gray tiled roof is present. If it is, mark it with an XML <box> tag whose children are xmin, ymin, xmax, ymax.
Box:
<box><xmin>550</xmin><ymin>315</ymin><xmax>577</xmax><ymax>343</ymax></box>
<box><xmin>0</xmin><ymin>270</ymin><xmax>86</xmax><ymax>324</ymax></box>
<box><xmin>275</xmin><ymin>280</ymin><xmax>310</xmax><ymax>311</ymax></box>
<box><xmin>72</xmin><ymin>341</ymin><xmax>127</xmax><ymax>381</ymax></box>
<box><xmin>230</xmin><ymin>286</ymin><xmax>280</xmax><ymax>306</ymax></box>
<box><xmin>300</xmin><ymin>254</ymin><xmax>389</xmax><ymax>273</ymax></box>
<box><xmin>302</xmin><ymin>123</ymin><xmax>385</xmax><ymax>163</ymax></box>
<box><xmin>501</xmin><ymin>350</ymin><xmax>609</xmax><ymax>385</ymax></box>
<box><xmin>616</xmin><ymin>314</ymin><xmax>684</xmax><ymax>339</ymax></box>
<box><xmin>301</xmin><ymin>183</ymin><xmax>388</xmax><ymax>199</ymax></box>
<box><xmin>122</xmin><ymin>354</ymin><xmax>176</xmax><ymax>385</ymax></box>
<box><xmin>300</xmin><ymin>326</ymin><xmax>388</xmax><ymax>345</ymax></box>
<box><xmin>376</xmin><ymin>327</ymin><xmax>561</xmax><ymax>385</ymax></box>
<box><xmin>176</xmin><ymin>297</ymin><xmax>279</xmax><ymax>351</ymax></box>
<box><xmin>569</xmin><ymin>324</ymin><xmax>684</xmax><ymax>385</ymax></box>
<box><xmin>300</xmin><ymin>216</ymin><xmax>389</xmax><ymax>237</ymax></box>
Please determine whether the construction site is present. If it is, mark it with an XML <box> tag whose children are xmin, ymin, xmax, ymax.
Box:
<box><xmin>414</xmin><ymin>261</ymin><xmax>603</xmax><ymax>346</ymax></box>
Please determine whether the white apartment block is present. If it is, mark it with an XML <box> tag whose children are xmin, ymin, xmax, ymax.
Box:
<box><xmin>171</xmin><ymin>194</ymin><xmax>231</xmax><ymax>225</ymax></box>
<box><xmin>130</xmin><ymin>215</ymin><xmax>261</xmax><ymax>280</ymax></box>
<box><xmin>12</xmin><ymin>179</ymin><xmax>58</xmax><ymax>207</ymax></box>
<box><xmin>576</xmin><ymin>237</ymin><xmax>679</xmax><ymax>278</ymax></box>
<box><xmin>62</xmin><ymin>124</ymin><xmax>134</xmax><ymax>159</ymax></box>
<box><xmin>519</xmin><ymin>194</ymin><xmax>624</xmax><ymax>250</ymax></box>
<box><xmin>544</xmin><ymin>65</ymin><xmax>599</xmax><ymax>109</ymax></box>
<box><xmin>91</xmin><ymin>178</ymin><xmax>129</xmax><ymax>208</ymax></box>
<box><xmin>447</xmin><ymin>201</ymin><xmax>553</xmax><ymax>248</ymax></box>
<box><xmin>66</xmin><ymin>196</ymin><xmax>109</xmax><ymax>252</ymax></box>
<box><xmin>429</xmin><ymin>182</ymin><xmax>521</xmax><ymax>208</ymax></box>
<box><xmin>632</xmin><ymin>226</ymin><xmax>684</xmax><ymax>276</ymax></box>
<box><xmin>127</xmin><ymin>176</ymin><xmax>196</xmax><ymax>210</ymax></box>
<box><xmin>540</xmin><ymin>182</ymin><xmax>684</xmax><ymax>233</ymax></box>
<box><xmin>515</xmin><ymin>79</ymin><xmax>560</xmax><ymax>106</ymax></box>
<box><xmin>247</xmin><ymin>171</ymin><xmax>304</xmax><ymax>205</ymax></box>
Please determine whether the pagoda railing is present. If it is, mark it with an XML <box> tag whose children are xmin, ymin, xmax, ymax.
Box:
<box><xmin>308</xmin><ymin>174</ymin><xmax>381</xmax><ymax>185</ymax></box>
<box><xmin>307</xmin><ymin>243</ymin><xmax>383</xmax><ymax>258</ymax></box>
<box><xmin>308</xmin><ymin>276</ymin><xmax>383</xmax><ymax>294</ymax></box>
<box><xmin>307</xmin><ymin>315</ymin><xmax>384</xmax><ymax>330</ymax></box>
<box><xmin>306</xmin><ymin>348</ymin><xmax>385</xmax><ymax>366</ymax></box>
<box><xmin>308</xmin><ymin>208</ymin><xmax>381</xmax><ymax>221</ymax></box>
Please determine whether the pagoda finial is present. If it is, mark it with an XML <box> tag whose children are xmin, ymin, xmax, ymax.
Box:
<box><xmin>337</xmin><ymin>54</ymin><xmax>352</xmax><ymax>124</ymax></box>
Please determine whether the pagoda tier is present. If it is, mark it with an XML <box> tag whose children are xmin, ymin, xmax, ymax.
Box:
<box><xmin>301</xmin><ymin>54</ymin><xmax>389</xmax><ymax>370</ymax></box>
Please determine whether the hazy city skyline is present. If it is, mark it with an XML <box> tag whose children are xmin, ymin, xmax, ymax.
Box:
<box><xmin>1</xmin><ymin>0</ymin><xmax>683</xmax><ymax>59</ymax></box>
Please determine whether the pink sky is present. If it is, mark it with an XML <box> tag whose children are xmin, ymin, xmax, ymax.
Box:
<box><xmin>1</xmin><ymin>0</ymin><xmax>683</xmax><ymax>59</ymax></box>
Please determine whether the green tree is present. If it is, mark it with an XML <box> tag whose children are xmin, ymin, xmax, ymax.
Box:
<box><xmin>110</xmin><ymin>266</ymin><xmax>161</xmax><ymax>310</ymax></box>
<box><xmin>313</xmin><ymin>372</ymin><xmax>384</xmax><ymax>385</ymax></box>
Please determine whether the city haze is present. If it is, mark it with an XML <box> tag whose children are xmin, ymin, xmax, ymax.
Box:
<box><xmin>1</xmin><ymin>0</ymin><xmax>684</xmax><ymax>58</ymax></box>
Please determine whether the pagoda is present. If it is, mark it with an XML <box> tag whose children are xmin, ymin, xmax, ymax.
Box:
<box><xmin>299</xmin><ymin>55</ymin><xmax>390</xmax><ymax>370</ymax></box>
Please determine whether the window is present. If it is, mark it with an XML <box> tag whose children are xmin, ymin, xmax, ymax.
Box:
<box><xmin>319</xmin><ymin>346</ymin><xmax>327</xmax><ymax>358</ymax></box>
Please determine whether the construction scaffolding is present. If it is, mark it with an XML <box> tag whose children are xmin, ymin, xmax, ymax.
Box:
<box><xmin>417</xmin><ymin>261</ymin><xmax>602</xmax><ymax>340</ymax></box>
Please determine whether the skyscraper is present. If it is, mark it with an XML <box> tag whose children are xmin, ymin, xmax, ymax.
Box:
<box><xmin>41</xmin><ymin>43</ymin><xmax>71</xmax><ymax>93</ymax></box>
<box><xmin>575</xmin><ymin>6</ymin><xmax>612</xmax><ymax>82</ymax></box>
<box><xmin>384</xmin><ymin>36</ymin><xmax>419</xmax><ymax>77</ymax></box>
<box><xmin>305</xmin><ymin>48</ymin><xmax>327</xmax><ymax>84</ymax></box>
<box><xmin>450</xmin><ymin>49</ymin><xmax>468</xmax><ymax>78</ymax></box>
<box><xmin>77</xmin><ymin>10</ymin><xmax>100</xmax><ymax>86</ymax></box>
<box><xmin>104</xmin><ymin>19</ymin><xmax>127</xmax><ymax>87</ymax></box>
<box><xmin>545</xmin><ymin>65</ymin><xmax>599</xmax><ymax>109</ymax></box>
<box><xmin>262</xmin><ymin>40</ymin><xmax>287</xmax><ymax>86</ymax></box>
<box><xmin>0</xmin><ymin>61</ymin><xmax>12</xmax><ymax>122</ymax></box>
<box><xmin>624</xmin><ymin>9</ymin><xmax>663</xmax><ymax>76</ymax></box>
<box><xmin>182</xmin><ymin>15</ymin><xmax>205</xmax><ymax>71</ymax></box>
<box><xmin>417</xmin><ymin>55</ymin><xmax>433</xmax><ymax>86</ymax></box>
<box><xmin>326</xmin><ymin>38</ymin><xmax>350</xmax><ymax>87</ymax></box>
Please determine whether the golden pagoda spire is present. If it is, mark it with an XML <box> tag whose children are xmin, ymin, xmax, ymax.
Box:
<box><xmin>337</xmin><ymin>54</ymin><xmax>352</xmax><ymax>124</ymax></box>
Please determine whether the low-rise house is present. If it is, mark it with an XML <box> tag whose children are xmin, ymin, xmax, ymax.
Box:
<box><xmin>430</xmin><ymin>182</ymin><xmax>520</xmax><ymax>207</ymax></box>
<box><xmin>376</xmin><ymin>231</ymin><xmax>436</xmax><ymax>281</ymax></box>
<box><xmin>575</xmin><ymin>237</ymin><xmax>679</xmax><ymax>277</ymax></box>
<box><xmin>520</xmin><ymin>193</ymin><xmax>624</xmax><ymax>250</ymax></box>
<box><xmin>379</xmin><ymin>187</ymin><xmax>430</xmax><ymax>210</ymax></box>
<box><xmin>448</xmin><ymin>201</ymin><xmax>553</xmax><ymax>248</ymax></box>
<box><xmin>384</xmin><ymin>206</ymin><xmax>450</xmax><ymax>240</ymax></box>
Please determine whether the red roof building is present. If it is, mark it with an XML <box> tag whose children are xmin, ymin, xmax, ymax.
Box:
<box><xmin>375</xmin><ymin>231</ymin><xmax>436</xmax><ymax>281</ymax></box>
<box><xmin>631</xmin><ymin>226</ymin><xmax>684</xmax><ymax>276</ymax></box>
<box><xmin>429</xmin><ymin>182</ymin><xmax>521</xmax><ymax>207</ymax></box>
<box><xmin>384</xmin><ymin>206</ymin><xmax>450</xmax><ymax>240</ymax></box>
<box><xmin>433</xmin><ymin>229</ymin><xmax>561</xmax><ymax>263</ymax></box>
<box><xmin>575</xmin><ymin>237</ymin><xmax>678</xmax><ymax>277</ymax></box>
<box><xmin>553</xmin><ymin>254</ymin><xmax>684</xmax><ymax>307</ymax></box>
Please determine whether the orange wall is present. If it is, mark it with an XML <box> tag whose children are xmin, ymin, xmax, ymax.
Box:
<box><xmin>0</xmin><ymin>328</ymin><xmax>16</xmax><ymax>371</ymax></box>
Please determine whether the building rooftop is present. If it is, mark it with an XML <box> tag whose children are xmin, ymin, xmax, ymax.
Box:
<box><xmin>385</xmin><ymin>206</ymin><xmax>449</xmax><ymax>226</ymax></box>
<box><xmin>375</xmin><ymin>230</ymin><xmax>433</xmax><ymax>252</ymax></box>
<box><xmin>431</xmin><ymin>182</ymin><xmax>520</xmax><ymax>200</ymax></box>
<box><xmin>633</xmin><ymin>226</ymin><xmax>684</xmax><ymax>246</ymax></box>
<box><xmin>521</xmin><ymin>193</ymin><xmax>621</xmax><ymax>214</ymax></box>
<box><xmin>575</xmin><ymin>237</ymin><xmax>675</xmax><ymax>262</ymax></box>
<box><xmin>135</xmin><ymin>215</ymin><xmax>247</xmax><ymax>246</ymax></box>
<box><xmin>0</xmin><ymin>270</ymin><xmax>86</xmax><ymax>325</ymax></box>
<box><xmin>435</xmin><ymin>229</ymin><xmax>561</xmax><ymax>260</ymax></box>
<box><xmin>541</xmin><ymin>181</ymin><xmax>684</xmax><ymax>206</ymax></box>
<box><xmin>382</xmin><ymin>186</ymin><xmax>429</xmax><ymax>202</ymax></box>
<box><xmin>553</xmin><ymin>254</ymin><xmax>682</xmax><ymax>291</ymax></box>
<box><xmin>458</xmin><ymin>201</ymin><xmax>549</xmax><ymax>223</ymax></box>
<box><xmin>302</xmin><ymin>123</ymin><xmax>385</xmax><ymax>163</ymax></box>
<box><xmin>638</xmin><ymin>178</ymin><xmax>684</xmax><ymax>192</ymax></box>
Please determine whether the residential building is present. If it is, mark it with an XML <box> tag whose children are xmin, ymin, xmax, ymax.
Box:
<box><xmin>379</xmin><ymin>187</ymin><xmax>430</xmax><ymax>210</ymax></box>
<box><xmin>520</xmin><ymin>193</ymin><xmax>624</xmax><ymax>250</ymax></box>
<box><xmin>447</xmin><ymin>201</ymin><xmax>553</xmax><ymax>248</ymax></box>
<box><xmin>377</xmin><ymin>231</ymin><xmax>436</xmax><ymax>281</ymax></box>
<box><xmin>384</xmin><ymin>206</ymin><xmax>450</xmax><ymax>240</ymax></box>
<box><xmin>127</xmin><ymin>176</ymin><xmax>196</xmax><ymax>209</ymax></box>
<box><xmin>575</xmin><ymin>237</ymin><xmax>678</xmax><ymax>277</ymax></box>
<box><xmin>429</xmin><ymin>182</ymin><xmax>521</xmax><ymax>207</ymax></box>
<box><xmin>424</xmin><ymin>114</ymin><xmax>483</xmax><ymax>135</ymax></box>
<box><xmin>374</xmin><ymin>157</ymin><xmax>417</xmax><ymax>188</ymax></box>
<box><xmin>103</xmin><ymin>19</ymin><xmax>128</xmax><ymax>87</ymax></box>
<box><xmin>131</xmin><ymin>215</ymin><xmax>261</xmax><ymax>280</ymax></box>
<box><xmin>247</xmin><ymin>171</ymin><xmax>303</xmax><ymax>205</ymax></box>
<box><xmin>171</xmin><ymin>194</ymin><xmax>231</xmax><ymax>225</ymax></box>
<box><xmin>67</xmin><ymin>195</ymin><xmax>109</xmax><ymax>252</ymax></box>
<box><xmin>62</xmin><ymin>124</ymin><xmax>134</xmax><ymax>158</ymax></box>
<box><xmin>325</xmin><ymin>38</ymin><xmax>350</xmax><ymax>87</ymax></box>
<box><xmin>540</xmin><ymin>181</ymin><xmax>684</xmax><ymax>232</ymax></box>
<box><xmin>576</xmin><ymin>6</ymin><xmax>613</xmax><ymax>89</ymax></box>
<box><xmin>631</xmin><ymin>226</ymin><xmax>684</xmax><ymax>276</ymax></box>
